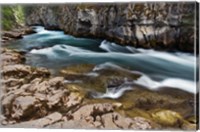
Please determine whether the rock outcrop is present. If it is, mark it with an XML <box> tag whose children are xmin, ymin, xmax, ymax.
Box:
<box><xmin>4</xmin><ymin>103</ymin><xmax>153</xmax><ymax>129</ymax></box>
<box><xmin>0</xmin><ymin>48</ymin><xmax>156</xmax><ymax>129</ymax></box>
<box><xmin>1</xmin><ymin>27</ymin><xmax>36</xmax><ymax>44</ymax></box>
<box><xmin>25</xmin><ymin>2</ymin><xmax>197</xmax><ymax>52</ymax></box>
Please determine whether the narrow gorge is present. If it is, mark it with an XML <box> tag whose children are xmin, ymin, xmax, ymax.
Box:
<box><xmin>0</xmin><ymin>2</ymin><xmax>199</xmax><ymax>130</ymax></box>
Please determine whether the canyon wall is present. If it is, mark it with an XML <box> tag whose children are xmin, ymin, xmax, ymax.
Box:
<box><xmin>25</xmin><ymin>2</ymin><xmax>198</xmax><ymax>52</ymax></box>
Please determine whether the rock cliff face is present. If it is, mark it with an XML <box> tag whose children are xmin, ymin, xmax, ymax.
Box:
<box><xmin>25</xmin><ymin>2</ymin><xmax>197</xmax><ymax>52</ymax></box>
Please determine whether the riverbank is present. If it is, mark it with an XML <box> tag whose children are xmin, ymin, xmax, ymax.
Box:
<box><xmin>0</xmin><ymin>27</ymin><xmax>197</xmax><ymax>130</ymax></box>
<box><xmin>1</xmin><ymin>26</ymin><xmax>36</xmax><ymax>44</ymax></box>
<box><xmin>0</xmin><ymin>47</ymin><xmax>154</xmax><ymax>129</ymax></box>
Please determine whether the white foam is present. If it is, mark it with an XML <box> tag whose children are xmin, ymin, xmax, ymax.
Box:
<box><xmin>64</xmin><ymin>80</ymin><xmax>82</xmax><ymax>83</ymax></box>
<box><xmin>30</xmin><ymin>44</ymin><xmax>93</xmax><ymax>57</ymax></box>
<box><xmin>147</xmin><ymin>52</ymin><xmax>194</xmax><ymax>67</ymax></box>
<box><xmin>93</xmin><ymin>62</ymin><xmax>142</xmax><ymax>75</ymax></box>
<box><xmin>94</xmin><ymin>74</ymin><xmax>197</xmax><ymax>99</ymax></box>
<box><xmin>100</xmin><ymin>40</ymin><xmax>195</xmax><ymax>68</ymax></box>
<box><xmin>94</xmin><ymin>86</ymin><xmax>133</xmax><ymax>99</ymax></box>
<box><xmin>33</xmin><ymin>26</ymin><xmax>45</xmax><ymax>32</ymax></box>
<box><xmin>93</xmin><ymin>62</ymin><xmax>124</xmax><ymax>71</ymax></box>
<box><xmin>30</xmin><ymin>46</ymin><xmax>58</xmax><ymax>58</ymax></box>
<box><xmin>175</xmin><ymin>52</ymin><xmax>196</xmax><ymax>62</ymax></box>
<box><xmin>99</xmin><ymin>40</ymin><xmax>132</xmax><ymax>53</ymax></box>
<box><xmin>84</xmin><ymin>72</ymin><xmax>99</xmax><ymax>77</ymax></box>
<box><xmin>135</xmin><ymin>75</ymin><xmax>197</xmax><ymax>93</ymax></box>
<box><xmin>126</xmin><ymin>46</ymin><xmax>140</xmax><ymax>53</ymax></box>
<box><xmin>33</xmin><ymin>26</ymin><xmax>64</xmax><ymax>35</ymax></box>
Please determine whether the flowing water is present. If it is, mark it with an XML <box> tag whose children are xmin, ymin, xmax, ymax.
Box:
<box><xmin>5</xmin><ymin>26</ymin><xmax>198</xmax><ymax>98</ymax></box>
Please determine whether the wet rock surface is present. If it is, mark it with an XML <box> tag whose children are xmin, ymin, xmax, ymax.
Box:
<box><xmin>60</xmin><ymin>64</ymin><xmax>140</xmax><ymax>93</ymax></box>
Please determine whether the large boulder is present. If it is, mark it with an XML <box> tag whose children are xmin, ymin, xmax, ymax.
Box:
<box><xmin>1</xmin><ymin>64</ymin><xmax>50</xmax><ymax>80</ymax></box>
<box><xmin>151</xmin><ymin>109</ymin><xmax>183</xmax><ymax>126</ymax></box>
<box><xmin>1</xmin><ymin>75</ymin><xmax>85</xmax><ymax>123</ymax></box>
<box><xmin>11</xmin><ymin>96</ymin><xmax>38</xmax><ymax>119</ymax></box>
<box><xmin>1</xmin><ymin>49</ymin><xmax>25</xmax><ymax>66</ymax></box>
<box><xmin>2</xmin><ymin>64</ymin><xmax>32</xmax><ymax>79</ymax></box>
<box><xmin>2</xmin><ymin>31</ymin><xmax>22</xmax><ymax>39</ymax></box>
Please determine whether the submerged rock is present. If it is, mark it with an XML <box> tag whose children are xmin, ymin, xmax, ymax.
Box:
<box><xmin>61</xmin><ymin>64</ymin><xmax>140</xmax><ymax>93</ymax></box>
<box><xmin>106</xmin><ymin>77</ymin><xmax>130</xmax><ymax>88</ymax></box>
<box><xmin>151</xmin><ymin>109</ymin><xmax>183</xmax><ymax>126</ymax></box>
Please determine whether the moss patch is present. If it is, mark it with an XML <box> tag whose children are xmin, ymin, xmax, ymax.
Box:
<box><xmin>1</xmin><ymin>5</ymin><xmax>25</xmax><ymax>30</ymax></box>
<box><xmin>60</xmin><ymin>63</ymin><xmax>140</xmax><ymax>93</ymax></box>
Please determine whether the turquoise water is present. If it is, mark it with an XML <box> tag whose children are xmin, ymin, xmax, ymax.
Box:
<box><xmin>5</xmin><ymin>26</ymin><xmax>198</xmax><ymax>95</ymax></box>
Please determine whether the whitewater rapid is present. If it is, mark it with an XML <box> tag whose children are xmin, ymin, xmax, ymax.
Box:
<box><xmin>6</xmin><ymin>26</ymin><xmax>198</xmax><ymax>97</ymax></box>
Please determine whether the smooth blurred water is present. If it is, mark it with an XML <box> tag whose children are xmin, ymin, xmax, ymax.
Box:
<box><xmin>5</xmin><ymin>26</ymin><xmax>198</xmax><ymax>94</ymax></box>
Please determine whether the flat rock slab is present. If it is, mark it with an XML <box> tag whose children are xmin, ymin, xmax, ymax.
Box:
<box><xmin>4</xmin><ymin>112</ymin><xmax>63</xmax><ymax>128</ymax></box>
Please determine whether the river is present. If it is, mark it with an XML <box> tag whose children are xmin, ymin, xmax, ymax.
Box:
<box><xmin>5</xmin><ymin>26</ymin><xmax>198</xmax><ymax>99</ymax></box>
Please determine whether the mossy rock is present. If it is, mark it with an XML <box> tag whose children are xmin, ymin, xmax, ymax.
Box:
<box><xmin>186</xmin><ymin>116</ymin><xmax>197</xmax><ymax>124</ymax></box>
<box><xmin>181</xmin><ymin>120</ymin><xmax>197</xmax><ymax>130</ymax></box>
<box><xmin>150</xmin><ymin>109</ymin><xmax>183</xmax><ymax>126</ymax></box>
<box><xmin>60</xmin><ymin>63</ymin><xmax>95</xmax><ymax>75</ymax></box>
<box><xmin>65</xmin><ymin>84</ymin><xmax>87</xmax><ymax>96</ymax></box>
<box><xmin>121</xmin><ymin>102</ymin><xmax>135</xmax><ymax>110</ymax></box>
<box><xmin>125</xmin><ymin>108</ymin><xmax>152</xmax><ymax>120</ymax></box>
<box><xmin>60</xmin><ymin>63</ymin><xmax>140</xmax><ymax>93</ymax></box>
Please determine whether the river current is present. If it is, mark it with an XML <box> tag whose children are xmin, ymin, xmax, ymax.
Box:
<box><xmin>5</xmin><ymin>26</ymin><xmax>198</xmax><ymax>98</ymax></box>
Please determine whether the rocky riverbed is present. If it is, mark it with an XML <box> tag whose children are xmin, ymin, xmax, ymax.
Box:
<box><xmin>0</xmin><ymin>47</ymin><xmax>154</xmax><ymax>129</ymax></box>
<box><xmin>0</xmin><ymin>28</ymin><xmax>197</xmax><ymax>130</ymax></box>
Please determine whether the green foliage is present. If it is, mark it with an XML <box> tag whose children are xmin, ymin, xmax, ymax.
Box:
<box><xmin>1</xmin><ymin>5</ymin><xmax>25</xmax><ymax>30</ymax></box>
<box><xmin>14</xmin><ymin>6</ymin><xmax>25</xmax><ymax>26</ymax></box>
